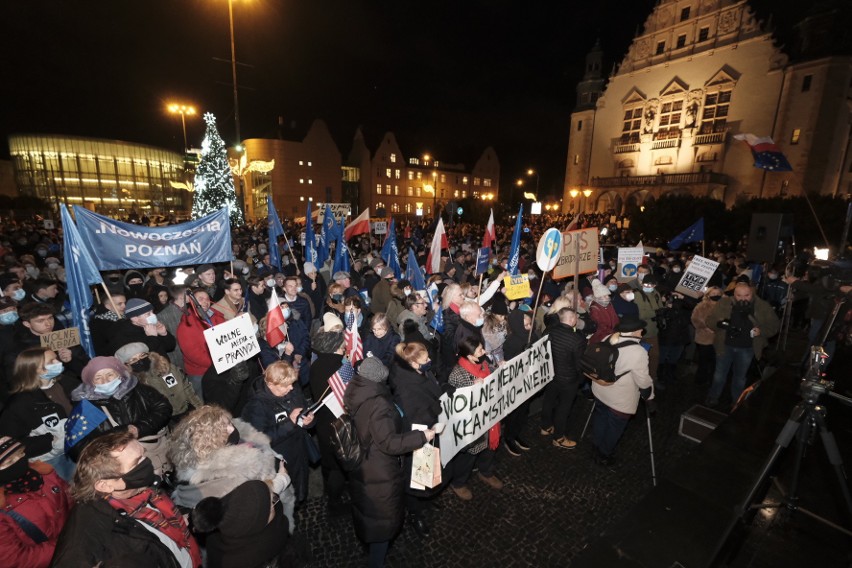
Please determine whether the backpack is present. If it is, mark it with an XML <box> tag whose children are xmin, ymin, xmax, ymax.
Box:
<box><xmin>580</xmin><ymin>340</ymin><xmax>634</xmax><ymax>384</ymax></box>
<box><xmin>329</xmin><ymin>406</ymin><xmax>370</xmax><ymax>471</ymax></box>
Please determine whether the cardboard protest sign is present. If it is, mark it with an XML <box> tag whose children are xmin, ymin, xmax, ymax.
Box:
<box><xmin>617</xmin><ymin>247</ymin><xmax>644</xmax><ymax>280</ymax></box>
<box><xmin>437</xmin><ymin>336</ymin><xmax>553</xmax><ymax>465</ymax></box>
<box><xmin>675</xmin><ymin>255</ymin><xmax>720</xmax><ymax>299</ymax></box>
<box><xmin>503</xmin><ymin>274</ymin><xmax>531</xmax><ymax>300</ymax></box>
<box><xmin>203</xmin><ymin>312</ymin><xmax>261</xmax><ymax>373</ymax></box>
<box><xmin>553</xmin><ymin>228</ymin><xmax>599</xmax><ymax>279</ymax></box>
<box><xmin>40</xmin><ymin>327</ymin><xmax>81</xmax><ymax>351</ymax></box>
<box><xmin>316</xmin><ymin>203</ymin><xmax>351</xmax><ymax>222</ymax></box>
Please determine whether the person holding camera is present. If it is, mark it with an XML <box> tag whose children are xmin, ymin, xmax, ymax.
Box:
<box><xmin>705</xmin><ymin>283</ymin><xmax>779</xmax><ymax>409</ymax></box>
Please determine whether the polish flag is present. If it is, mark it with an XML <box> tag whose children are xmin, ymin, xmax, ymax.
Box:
<box><xmin>482</xmin><ymin>209</ymin><xmax>496</xmax><ymax>250</ymax></box>
<box><xmin>343</xmin><ymin>208</ymin><xmax>371</xmax><ymax>240</ymax></box>
<box><xmin>425</xmin><ymin>218</ymin><xmax>448</xmax><ymax>274</ymax></box>
<box><xmin>265</xmin><ymin>288</ymin><xmax>286</xmax><ymax>347</ymax></box>
<box><xmin>565</xmin><ymin>214</ymin><xmax>579</xmax><ymax>232</ymax></box>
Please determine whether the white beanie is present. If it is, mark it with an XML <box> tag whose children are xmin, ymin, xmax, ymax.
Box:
<box><xmin>591</xmin><ymin>278</ymin><xmax>610</xmax><ymax>298</ymax></box>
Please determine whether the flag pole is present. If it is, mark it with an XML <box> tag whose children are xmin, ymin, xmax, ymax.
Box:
<box><xmin>527</xmin><ymin>272</ymin><xmax>548</xmax><ymax>344</ymax></box>
<box><xmin>572</xmin><ymin>236</ymin><xmax>581</xmax><ymax>310</ymax></box>
<box><xmin>100</xmin><ymin>284</ymin><xmax>123</xmax><ymax>319</ymax></box>
<box><xmin>701</xmin><ymin>240</ymin><xmax>705</xmax><ymax>258</ymax></box>
<box><xmin>283</xmin><ymin>233</ymin><xmax>301</xmax><ymax>274</ymax></box>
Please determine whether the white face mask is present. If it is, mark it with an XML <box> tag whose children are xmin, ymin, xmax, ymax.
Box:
<box><xmin>403</xmin><ymin>288</ymin><xmax>412</xmax><ymax>296</ymax></box>
<box><xmin>624</xmin><ymin>292</ymin><xmax>635</xmax><ymax>302</ymax></box>
<box><xmin>637</xmin><ymin>273</ymin><xmax>646</xmax><ymax>283</ymax></box>
<box><xmin>145</xmin><ymin>314</ymin><xmax>158</xmax><ymax>325</ymax></box>
<box><xmin>672</xmin><ymin>267</ymin><xmax>682</xmax><ymax>273</ymax></box>
<box><xmin>266</xmin><ymin>278</ymin><xmax>276</xmax><ymax>288</ymax></box>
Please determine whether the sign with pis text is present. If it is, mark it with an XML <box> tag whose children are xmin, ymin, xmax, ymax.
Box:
<box><xmin>316</xmin><ymin>203</ymin><xmax>351</xmax><ymax>223</ymax></box>
<box><xmin>438</xmin><ymin>337</ymin><xmax>553</xmax><ymax>465</ymax></box>
<box><xmin>675</xmin><ymin>255</ymin><xmax>720</xmax><ymax>299</ymax></box>
<box><xmin>203</xmin><ymin>312</ymin><xmax>261</xmax><ymax>373</ymax></box>
<box><xmin>40</xmin><ymin>327</ymin><xmax>81</xmax><ymax>351</ymax></box>
<box><xmin>553</xmin><ymin>228</ymin><xmax>599</xmax><ymax>279</ymax></box>
<box><xmin>503</xmin><ymin>274</ymin><xmax>531</xmax><ymax>300</ymax></box>
<box><xmin>616</xmin><ymin>247</ymin><xmax>644</xmax><ymax>280</ymax></box>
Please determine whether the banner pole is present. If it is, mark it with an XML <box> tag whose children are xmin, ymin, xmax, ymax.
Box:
<box><xmin>701</xmin><ymin>240</ymin><xmax>705</xmax><ymax>258</ymax></box>
<box><xmin>477</xmin><ymin>273</ymin><xmax>484</xmax><ymax>300</ymax></box>
<box><xmin>572</xmin><ymin>237</ymin><xmax>581</xmax><ymax>311</ymax></box>
<box><xmin>527</xmin><ymin>271</ymin><xmax>547</xmax><ymax>344</ymax></box>
<box><xmin>283</xmin><ymin>233</ymin><xmax>301</xmax><ymax>274</ymax></box>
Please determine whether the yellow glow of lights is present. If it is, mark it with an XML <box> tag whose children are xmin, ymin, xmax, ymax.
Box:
<box><xmin>583</xmin><ymin>189</ymin><xmax>593</xmax><ymax>198</ymax></box>
<box><xmin>167</xmin><ymin>104</ymin><xmax>197</xmax><ymax>115</ymax></box>
<box><xmin>569</xmin><ymin>189</ymin><xmax>579</xmax><ymax>198</ymax></box>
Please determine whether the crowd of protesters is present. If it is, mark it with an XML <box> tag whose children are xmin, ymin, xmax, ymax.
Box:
<box><xmin>0</xmin><ymin>208</ymin><xmax>850</xmax><ymax>567</ymax></box>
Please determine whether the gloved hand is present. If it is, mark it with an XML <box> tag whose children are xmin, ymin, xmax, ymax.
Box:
<box><xmin>441</xmin><ymin>382</ymin><xmax>457</xmax><ymax>397</ymax></box>
<box><xmin>645</xmin><ymin>398</ymin><xmax>658</xmax><ymax>416</ymax></box>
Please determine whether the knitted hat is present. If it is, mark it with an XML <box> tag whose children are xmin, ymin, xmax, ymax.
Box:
<box><xmin>81</xmin><ymin>356</ymin><xmax>127</xmax><ymax>385</ymax></box>
<box><xmin>124</xmin><ymin>298</ymin><xmax>153</xmax><ymax>319</ymax></box>
<box><xmin>303</xmin><ymin>262</ymin><xmax>317</xmax><ymax>274</ymax></box>
<box><xmin>357</xmin><ymin>356</ymin><xmax>389</xmax><ymax>383</ymax></box>
<box><xmin>591</xmin><ymin>279</ymin><xmax>610</xmax><ymax>298</ymax></box>
<box><xmin>615</xmin><ymin>315</ymin><xmax>647</xmax><ymax>333</ymax></box>
<box><xmin>323</xmin><ymin>312</ymin><xmax>344</xmax><ymax>330</ymax></box>
<box><xmin>380</xmin><ymin>267</ymin><xmax>395</xmax><ymax>279</ymax></box>
<box><xmin>114</xmin><ymin>342</ymin><xmax>149</xmax><ymax>363</ymax></box>
<box><xmin>123</xmin><ymin>270</ymin><xmax>145</xmax><ymax>286</ymax></box>
<box><xmin>0</xmin><ymin>438</ymin><xmax>26</xmax><ymax>484</ymax></box>
<box><xmin>616</xmin><ymin>283</ymin><xmax>633</xmax><ymax>295</ymax></box>
<box><xmin>193</xmin><ymin>480</ymin><xmax>271</xmax><ymax>537</ymax></box>
<box><xmin>641</xmin><ymin>274</ymin><xmax>659</xmax><ymax>285</ymax></box>
<box><xmin>369</xmin><ymin>258</ymin><xmax>384</xmax><ymax>269</ymax></box>
<box><xmin>332</xmin><ymin>271</ymin><xmax>350</xmax><ymax>281</ymax></box>
<box><xmin>311</xmin><ymin>330</ymin><xmax>344</xmax><ymax>354</ymax></box>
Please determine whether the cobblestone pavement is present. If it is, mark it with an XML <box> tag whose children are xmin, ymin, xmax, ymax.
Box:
<box><xmin>292</xmin><ymin>340</ymin><xmax>852</xmax><ymax>567</ymax></box>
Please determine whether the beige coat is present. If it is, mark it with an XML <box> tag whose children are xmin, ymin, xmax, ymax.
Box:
<box><xmin>590</xmin><ymin>333</ymin><xmax>654</xmax><ymax>415</ymax></box>
<box><xmin>705</xmin><ymin>295</ymin><xmax>780</xmax><ymax>359</ymax></box>
<box><xmin>691</xmin><ymin>298</ymin><xmax>718</xmax><ymax>346</ymax></box>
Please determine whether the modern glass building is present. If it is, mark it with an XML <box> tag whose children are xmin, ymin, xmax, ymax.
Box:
<box><xmin>8</xmin><ymin>134</ymin><xmax>191</xmax><ymax>216</ymax></box>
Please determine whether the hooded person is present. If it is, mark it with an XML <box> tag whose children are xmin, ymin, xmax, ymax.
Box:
<box><xmin>343</xmin><ymin>357</ymin><xmax>434</xmax><ymax>565</ymax></box>
<box><xmin>611</xmin><ymin>283</ymin><xmax>639</xmax><ymax>320</ymax></box>
<box><xmin>192</xmin><ymin>480</ymin><xmax>294</xmax><ymax>568</ymax></box>
<box><xmin>123</xmin><ymin>270</ymin><xmax>147</xmax><ymax>300</ymax></box>
<box><xmin>67</xmin><ymin>356</ymin><xmax>172</xmax><ymax>468</ymax></box>
<box><xmin>0</xmin><ymin>437</ymin><xmax>73</xmax><ymax>568</ymax></box>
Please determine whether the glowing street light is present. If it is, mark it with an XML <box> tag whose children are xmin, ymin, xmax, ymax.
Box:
<box><xmin>167</xmin><ymin>103</ymin><xmax>197</xmax><ymax>151</ymax></box>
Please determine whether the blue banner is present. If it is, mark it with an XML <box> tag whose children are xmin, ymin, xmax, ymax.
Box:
<box><xmin>267</xmin><ymin>196</ymin><xmax>285</xmax><ymax>272</ymax></box>
<box><xmin>73</xmin><ymin>207</ymin><xmax>233</xmax><ymax>270</ymax></box>
<box><xmin>507</xmin><ymin>204</ymin><xmax>523</xmax><ymax>276</ymax></box>
<box><xmin>304</xmin><ymin>201</ymin><xmax>317</xmax><ymax>266</ymax></box>
<box><xmin>667</xmin><ymin>217</ymin><xmax>704</xmax><ymax>250</ymax></box>
<box><xmin>475</xmin><ymin>247</ymin><xmax>491</xmax><ymax>276</ymax></box>
<box><xmin>61</xmin><ymin>205</ymin><xmax>103</xmax><ymax>357</ymax></box>
<box><xmin>332</xmin><ymin>216</ymin><xmax>350</xmax><ymax>274</ymax></box>
<box><xmin>380</xmin><ymin>218</ymin><xmax>402</xmax><ymax>279</ymax></box>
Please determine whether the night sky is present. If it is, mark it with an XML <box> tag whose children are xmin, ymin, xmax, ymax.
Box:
<box><xmin>2</xmin><ymin>0</ymin><xmax>659</xmax><ymax>197</ymax></box>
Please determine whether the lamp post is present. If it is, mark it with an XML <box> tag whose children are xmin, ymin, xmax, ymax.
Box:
<box><xmin>225</xmin><ymin>0</ymin><xmax>242</xmax><ymax>145</ymax></box>
<box><xmin>582</xmin><ymin>188</ymin><xmax>593</xmax><ymax>213</ymax></box>
<box><xmin>526</xmin><ymin>168</ymin><xmax>540</xmax><ymax>197</ymax></box>
<box><xmin>569</xmin><ymin>188</ymin><xmax>579</xmax><ymax>214</ymax></box>
<box><xmin>167</xmin><ymin>103</ymin><xmax>196</xmax><ymax>151</ymax></box>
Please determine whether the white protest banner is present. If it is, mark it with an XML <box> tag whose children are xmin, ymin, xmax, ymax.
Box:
<box><xmin>317</xmin><ymin>203</ymin><xmax>351</xmax><ymax>223</ymax></box>
<box><xmin>203</xmin><ymin>312</ymin><xmax>261</xmax><ymax>373</ymax></box>
<box><xmin>617</xmin><ymin>247</ymin><xmax>644</xmax><ymax>280</ymax></box>
<box><xmin>675</xmin><ymin>255</ymin><xmax>720</xmax><ymax>299</ymax></box>
<box><xmin>437</xmin><ymin>336</ymin><xmax>553</xmax><ymax>465</ymax></box>
<box><xmin>372</xmin><ymin>221</ymin><xmax>388</xmax><ymax>235</ymax></box>
<box><xmin>553</xmin><ymin>228</ymin><xmax>599</xmax><ymax>279</ymax></box>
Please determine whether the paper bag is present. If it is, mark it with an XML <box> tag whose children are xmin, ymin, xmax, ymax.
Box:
<box><xmin>411</xmin><ymin>443</ymin><xmax>441</xmax><ymax>489</ymax></box>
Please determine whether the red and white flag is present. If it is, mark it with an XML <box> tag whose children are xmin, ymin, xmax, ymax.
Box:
<box><xmin>343</xmin><ymin>208</ymin><xmax>371</xmax><ymax>240</ymax></box>
<box><xmin>344</xmin><ymin>310</ymin><xmax>363</xmax><ymax>364</ymax></box>
<box><xmin>265</xmin><ymin>288</ymin><xmax>286</xmax><ymax>347</ymax></box>
<box><xmin>482</xmin><ymin>209</ymin><xmax>496</xmax><ymax>250</ymax></box>
<box><xmin>565</xmin><ymin>214</ymin><xmax>579</xmax><ymax>232</ymax></box>
<box><xmin>425</xmin><ymin>218</ymin><xmax>448</xmax><ymax>274</ymax></box>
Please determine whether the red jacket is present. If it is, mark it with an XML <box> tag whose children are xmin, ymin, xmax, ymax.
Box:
<box><xmin>589</xmin><ymin>302</ymin><xmax>620</xmax><ymax>345</ymax></box>
<box><xmin>0</xmin><ymin>464</ymin><xmax>73</xmax><ymax>568</ymax></box>
<box><xmin>177</xmin><ymin>309</ymin><xmax>226</xmax><ymax>376</ymax></box>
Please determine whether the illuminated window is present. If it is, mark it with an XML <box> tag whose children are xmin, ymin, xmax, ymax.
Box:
<box><xmin>462</xmin><ymin>176</ymin><xmax>469</xmax><ymax>184</ymax></box>
<box><xmin>376</xmin><ymin>201</ymin><xmax>385</xmax><ymax>210</ymax></box>
<box><xmin>416</xmin><ymin>187</ymin><xmax>422</xmax><ymax>197</ymax></box>
<box><xmin>700</xmin><ymin>90</ymin><xmax>731</xmax><ymax>134</ymax></box>
<box><xmin>483</xmin><ymin>178</ymin><xmax>492</xmax><ymax>187</ymax></box>
<box><xmin>390</xmin><ymin>153</ymin><xmax>397</xmax><ymax>163</ymax></box>
<box><xmin>574</xmin><ymin>154</ymin><xmax>580</xmax><ymax>165</ymax></box>
<box><xmin>376</xmin><ymin>184</ymin><xmax>382</xmax><ymax>194</ymax></box>
<box><xmin>307</xmin><ymin>161</ymin><xmax>312</xmax><ymax>167</ymax></box>
<box><xmin>407</xmin><ymin>171</ymin><xmax>414</xmax><ymax>180</ymax></box>
<box><xmin>394</xmin><ymin>185</ymin><xmax>399</xmax><ymax>195</ymax></box>
<box><xmin>405</xmin><ymin>202</ymin><xmax>411</xmax><ymax>213</ymax></box>
<box><xmin>454</xmin><ymin>190</ymin><xmax>459</xmax><ymax>198</ymax></box>
<box><xmin>409</xmin><ymin>158</ymin><xmax>419</xmax><ymax>165</ymax></box>
<box><xmin>395</xmin><ymin>169</ymin><xmax>401</xmax><ymax>179</ymax></box>
<box><xmin>474</xmin><ymin>177</ymin><xmax>481</xmax><ymax>186</ymax></box>
<box><xmin>386</xmin><ymin>184</ymin><xmax>391</xmax><ymax>194</ymax></box>
<box><xmin>299</xmin><ymin>178</ymin><xmax>304</xmax><ymax>184</ymax></box>
<box><xmin>391</xmin><ymin>203</ymin><xmax>400</xmax><ymax>213</ymax></box>
<box><xmin>299</xmin><ymin>160</ymin><xmax>304</xmax><ymax>165</ymax></box>
<box><xmin>440</xmin><ymin>174</ymin><xmax>446</xmax><ymax>183</ymax></box>
<box><xmin>308</xmin><ymin>179</ymin><xmax>313</xmax><ymax>184</ymax></box>
<box><xmin>656</xmin><ymin>99</ymin><xmax>683</xmax><ymax>139</ymax></box>
<box><xmin>416</xmin><ymin>172</ymin><xmax>422</xmax><ymax>180</ymax></box>
<box><xmin>621</xmin><ymin>106</ymin><xmax>643</xmax><ymax>143</ymax></box>
<box><xmin>790</xmin><ymin>129</ymin><xmax>801</xmax><ymax>145</ymax></box>
<box><xmin>408</xmin><ymin>187</ymin><xmax>413</xmax><ymax>196</ymax></box>
<box><xmin>386</xmin><ymin>168</ymin><xmax>392</xmax><ymax>178</ymax></box>
<box><xmin>462</xmin><ymin>191</ymin><xmax>467</xmax><ymax>198</ymax></box>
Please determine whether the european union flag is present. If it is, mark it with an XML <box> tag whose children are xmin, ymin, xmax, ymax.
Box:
<box><xmin>380</xmin><ymin>218</ymin><xmax>402</xmax><ymax>279</ymax></box>
<box><xmin>406</xmin><ymin>247</ymin><xmax>426</xmax><ymax>291</ymax></box>
<box><xmin>267</xmin><ymin>196</ymin><xmax>286</xmax><ymax>272</ymax></box>
<box><xmin>64</xmin><ymin>399</ymin><xmax>108</xmax><ymax>452</ymax></box>
<box><xmin>668</xmin><ymin>218</ymin><xmax>704</xmax><ymax>250</ymax></box>
<box><xmin>63</xmin><ymin>205</ymin><xmax>104</xmax><ymax>358</ymax></box>
<box><xmin>734</xmin><ymin>134</ymin><xmax>793</xmax><ymax>172</ymax></box>
<box><xmin>507</xmin><ymin>204</ymin><xmax>524</xmax><ymax>276</ymax></box>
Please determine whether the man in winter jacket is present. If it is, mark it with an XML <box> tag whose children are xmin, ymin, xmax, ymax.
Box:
<box><xmin>541</xmin><ymin>307</ymin><xmax>586</xmax><ymax>449</ymax></box>
<box><xmin>107</xmin><ymin>298</ymin><xmax>176</xmax><ymax>358</ymax></box>
<box><xmin>52</xmin><ymin>430</ymin><xmax>202</xmax><ymax>567</ymax></box>
<box><xmin>589</xmin><ymin>316</ymin><xmax>655</xmax><ymax>465</ymax></box>
<box><xmin>705</xmin><ymin>283</ymin><xmax>779</xmax><ymax>409</ymax></box>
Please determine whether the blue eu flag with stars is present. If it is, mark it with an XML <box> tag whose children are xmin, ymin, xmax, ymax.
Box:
<box><xmin>65</xmin><ymin>399</ymin><xmax>108</xmax><ymax>453</ymax></box>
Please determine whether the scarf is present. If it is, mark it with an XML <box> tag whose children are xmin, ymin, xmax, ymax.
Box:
<box><xmin>95</xmin><ymin>309</ymin><xmax>121</xmax><ymax>322</ymax></box>
<box><xmin>458</xmin><ymin>357</ymin><xmax>500</xmax><ymax>449</ymax></box>
<box><xmin>449</xmin><ymin>303</ymin><xmax>461</xmax><ymax>315</ymax></box>
<box><xmin>108</xmin><ymin>489</ymin><xmax>201</xmax><ymax>567</ymax></box>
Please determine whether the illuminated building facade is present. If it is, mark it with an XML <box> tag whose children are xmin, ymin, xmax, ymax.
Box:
<box><xmin>564</xmin><ymin>0</ymin><xmax>852</xmax><ymax>213</ymax></box>
<box><xmin>9</xmin><ymin>134</ymin><xmax>190</xmax><ymax>216</ymax></box>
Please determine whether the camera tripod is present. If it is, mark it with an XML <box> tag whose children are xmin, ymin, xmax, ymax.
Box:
<box><xmin>740</xmin><ymin>347</ymin><xmax>852</xmax><ymax>537</ymax></box>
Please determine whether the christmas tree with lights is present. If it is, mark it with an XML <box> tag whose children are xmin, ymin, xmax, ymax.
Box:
<box><xmin>191</xmin><ymin>112</ymin><xmax>244</xmax><ymax>226</ymax></box>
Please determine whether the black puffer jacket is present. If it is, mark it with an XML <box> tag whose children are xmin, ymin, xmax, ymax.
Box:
<box><xmin>344</xmin><ymin>374</ymin><xmax>427</xmax><ymax>543</ymax></box>
<box><xmin>69</xmin><ymin>376</ymin><xmax>172</xmax><ymax>461</ymax></box>
<box><xmin>107</xmin><ymin>319</ymin><xmax>177</xmax><ymax>357</ymax></box>
<box><xmin>503</xmin><ymin>310</ymin><xmax>539</xmax><ymax>361</ymax></box>
<box><xmin>0</xmin><ymin>375</ymin><xmax>79</xmax><ymax>458</ymax></box>
<box><xmin>439</xmin><ymin>307</ymin><xmax>461</xmax><ymax>379</ymax></box>
<box><xmin>545</xmin><ymin>322</ymin><xmax>586</xmax><ymax>385</ymax></box>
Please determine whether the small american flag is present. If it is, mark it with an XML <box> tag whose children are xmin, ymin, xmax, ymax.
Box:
<box><xmin>328</xmin><ymin>358</ymin><xmax>355</xmax><ymax>407</ymax></box>
<box><xmin>344</xmin><ymin>310</ymin><xmax>363</xmax><ymax>364</ymax></box>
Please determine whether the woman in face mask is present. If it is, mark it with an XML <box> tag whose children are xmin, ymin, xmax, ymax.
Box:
<box><xmin>67</xmin><ymin>357</ymin><xmax>172</xmax><ymax>467</ymax></box>
<box><xmin>587</xmin><ymin>279</ymin><xmax>620</xmax><ymax>345</ymax></box>
<box><xmin>324</xmin><ymin>283</ymin><xmax>346</xmax><ymax>321</ymax></box>
<box><xmin>0</xmin><ymin>347</ymin><xmax>80</xmax><ymax>480</ymax></box>
<box><xmin>390</xmin><ymin>340</ymin><xmax>445</xmax><ymax>537</ymax></box>
<box><xmin>167</xmin><ymin>405</ymin><xmax>293</xmax><ymax>517</ymax></box>
<box><xmin>0</xmin><ymin>297</ymin><xmax>19</xmax><ymax>326</ymax></box>
<box><xmin>114</xmin><ymin>343</ymin><xmax>202</xmax><ymax>426</ymax></box>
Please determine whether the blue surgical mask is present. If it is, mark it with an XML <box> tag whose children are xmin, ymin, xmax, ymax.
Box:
<box><xmin>357</xmin><ymin>313</ymin><xmax>364</xmax><ymax>327</ymax></box>
<box><xmin>12</xmin><ymin>289</ymin><xmax>26</xmax><ymax>301</ymax></box>
<box><xmin>296</xmin><ymin>286</ymin><xmax>303</xmax><ymax>294</ymax></box>
<box><xmin>474</xmin><ymin>317</ymin><xmax>485</xmax><ymax>327</ymax></box>
<box><xmin>419</xmin><ymin>361</ymin><xmax>432</xmax><ymax>374</ymax></box>
<box><xmin>94</xmin><ymin>378</ymin><xmax>122</xmax><ymax>395</ymax></box>
<box><xmin>0</xmin><ymin>311</ymin><xmax>18</xmax><ymax>325</ymax></box>
<box><xmin>281</xmin><ymin>308</ymin><xmax>291</xmax><ymax>319</ymax></box>
<box><xmin>40</xmin><ymin>362</ymin><xmax>64</xmax><ymax>381</ymax></box>
<box><xmin>642</xmin><ymin>286</ymin><xmax>654</xmax><ymax>294</ymax></box>
<box><xmin>145</xmin><ymin>314</ymin><xmax>158</xmax><ymax>325</ymax></box>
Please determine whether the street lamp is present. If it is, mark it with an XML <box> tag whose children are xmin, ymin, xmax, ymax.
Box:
<box><xmin>167</xmin><ymin>103</ymin><xmax>196</xmax><ymax>151</ymax></box>
<box><xmin>224</xmin><ymin>0</ymin><xmax>242</xmax><ymax>146</ymax></box>
<box><xmin>526</xmin><ymin>168</ymin><xmax>540</xmax><ymax>197</ymax></box>
<box><xmin>582</xmin><ymin>189</ymin><xmax>593</xmax><ymax>213</ymax></box>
